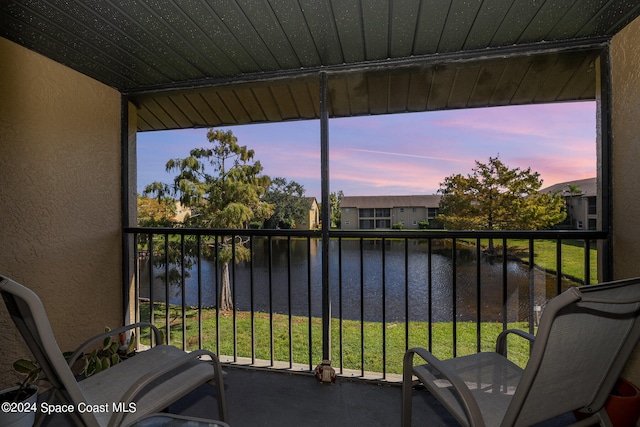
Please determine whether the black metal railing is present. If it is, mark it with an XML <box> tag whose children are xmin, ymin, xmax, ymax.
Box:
<box><xmin>125</xmin><ymin>227</ymin><xmax>606</xmax><ymax>381</ymax></box>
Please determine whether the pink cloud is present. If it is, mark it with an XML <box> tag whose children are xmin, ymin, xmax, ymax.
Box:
<box><xmin>138</xmin><ymin>102</ymin><xmax>597</xmax><ymax>199</ymax></box>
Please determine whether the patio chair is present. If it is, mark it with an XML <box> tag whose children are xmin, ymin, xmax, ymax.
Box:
<box><xmin>402</xmin><ymin>277</ymin><xmax>640</xmax><ymax>427</ymax></box>
<box><xmin>0</xmin><ymin>275</ymin><xmax>228</xmax><ymax>427</ymax></box>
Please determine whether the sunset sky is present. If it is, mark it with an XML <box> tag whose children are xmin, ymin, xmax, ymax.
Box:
<box><xmin>137</xmin><ymin>101</ymin><xmax>596</xmax><ymax>200</ymax></box>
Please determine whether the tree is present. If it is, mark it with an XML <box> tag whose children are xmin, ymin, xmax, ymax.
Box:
<box><xmin>438</xmin><ymin>156</ymin><xmax>565</xmax><ymax>251</ymax></box>
<box><xmin>263</xmin><ymin>177</ymin><xmax>309</xmax><ymax>229</ymax></box>
<box><xmin>145</xmin><ymin>128</ymin><xmax>273</xmax><ymax>311</ymax></box>
<box><xmin>329</xmin><ymin>190</ymin><xmax>344</xmax><ymax>228</ymax></box>
<box><xmin>137</xmin><ymin>195</ymin><xmax>176</xmax><ymax>227</ymax></box>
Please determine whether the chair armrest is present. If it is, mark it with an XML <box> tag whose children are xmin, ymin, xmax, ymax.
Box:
<box><xmin>67</xmin><ymin>322</ymin><xmax>162</xmax><ymax>367</ymax></box>
<box><xmin>495</xmin><ymin>329</ymin><xmax>535</xmax><ymax>357</ymax></box>
<box><xmin>404</xmin><ymin>347</ymin><xmax>485</xmax><ymax>427</ymax></box>
<box><xmin>108</xmin><ymin>349</ymin><xmax>226</xmax><ymax>427</ymax></box>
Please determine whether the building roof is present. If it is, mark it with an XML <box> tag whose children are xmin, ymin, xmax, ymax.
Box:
<box><xmin>2</xmin><ymin>1</ymin><xmax>640</xmax><ymax>132</ymax></box>
<box><xmin>541</xmin><ymin>177</ymin><xmax>597</xmax><ymax>197</ymax></box>
<box><xmin>342</xmin><ymin>195</ymin><xmax>441</xmax><ymax>209</ymax></box>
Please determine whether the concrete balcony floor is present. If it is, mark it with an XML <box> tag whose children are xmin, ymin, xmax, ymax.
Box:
<box><xmin>175</xmin><ymin>366</ymin><xmax>455</xmax><ymax>427</ymax></box>
<box><xmin>171</xmin><ymin>366</ymin><xmax>576</xmax><ymax>427</ymax></box>
<box><xmin>42</xmin><ymin>365</ymin><xmax>577</xmax><ymax>426</ymax></box>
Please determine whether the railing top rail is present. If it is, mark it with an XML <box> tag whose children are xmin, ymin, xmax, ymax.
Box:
<box><xmin>125</xmin><ymin>227</ymin><xmax>607</xmax><ymax>240</ymax></box>
<box><xmin>332</xmin><ymin>229</ymin><xmax>607</xmax><ymax>239</ymax></box>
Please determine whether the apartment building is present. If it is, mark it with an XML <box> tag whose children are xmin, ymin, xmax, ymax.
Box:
<box><xmin>340</xmin><ymin>195</ymin><xmax>442</xmax><ymax>230</ymax></box>
<box><xmin>541</xmin><ymin>177</ymin><xmax>597</xmax><ymax>230</ymax></box>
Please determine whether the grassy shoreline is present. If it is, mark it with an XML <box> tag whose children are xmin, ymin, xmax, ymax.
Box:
<box><xmin>454</xmin><ymin>238</ymin><xmax>597</xmax><ymax>284</ymax></box>
<box><xmin>140</xmin><ymin>303</ymin><xmax>532</xmax><ymax>374</ymax></box>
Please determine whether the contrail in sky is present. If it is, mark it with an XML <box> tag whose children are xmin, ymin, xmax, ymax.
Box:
<box><xmin>346</xmin><ymin>148</ymin><xmax>467</xmax><ymax>162</ymax></box>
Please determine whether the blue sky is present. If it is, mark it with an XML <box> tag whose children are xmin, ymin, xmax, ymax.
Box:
<box><xmin>137</xmin><ymin>101</ymin><xmax>596</xmax><ymax>200</ymax></box>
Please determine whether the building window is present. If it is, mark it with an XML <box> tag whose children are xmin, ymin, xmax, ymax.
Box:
<box><xmin>400</xmin><ymin>208</ymin><xmax>405</xmax><ymax>213</ymax></box>
<box><xmin>577</xmin><ymin>220</ymin><xmax>583</xmax><ymax>229</ymax></box>
<box><xmin>412</xmin><ymin>220</ymin><xmax>417</xmax><ymax>225</ymax></box>
<box><xmin>376</xmin><ymin>219</ymin><xmax>391</xmax><ymax>228</ymax></box>
<box><xmin>588</xmin><ymin>197</ymin><xmax>597</xmax><ymax>215</ymax></box>
<box><xmin>427</xmin><ymin>208</ymin><xmax>439</xmax><ymax>218</ymax></box>
<box><xmin>375</xmin><ymin>208</ymin><xmax>390</xmax><ymax>217</ymax></box>
<box><xmin>360</xmin><ymin>208</ymin><xmax>374</xmax><ymax>218</ymax></box>
<box><xmin>412</xmin><ymin>208</ymin><xmax>417</xmax><ymax>212</ymax></box>
<box><xmin>345</xmin><ymin>220</ymin><xmax>350</xmax><ymax>225</ymax></box>
<box><xmin>360</xmin><ymin>219</ymin><xmax>375</xmax><ymax>229</ymax></box>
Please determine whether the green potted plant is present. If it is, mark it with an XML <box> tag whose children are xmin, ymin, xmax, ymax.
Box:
<box><xmin>0</xmin><ymin>359</ymin><xmax>40</xmax><ymax>427</ymax></box>
<box><xmin>76</xmin><ymin>328</ymin><xmax>136</xmax><ymax>377</ymax></box>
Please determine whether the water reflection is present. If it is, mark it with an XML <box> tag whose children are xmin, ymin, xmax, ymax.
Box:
<box><xmin>139</xmin><ymin>238</ymin><xmax>575</xmax><ymax>323</ymax></box>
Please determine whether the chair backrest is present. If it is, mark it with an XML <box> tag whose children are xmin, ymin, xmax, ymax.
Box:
<box><xmin>503</xmin><ymin>278</ymin><xmax>640</xmax><ymax>427</ymax></box>
<box><xmin>0</xmin><ymin>276</ymin><xmax>99</xmax><ymax>427</ymax></box>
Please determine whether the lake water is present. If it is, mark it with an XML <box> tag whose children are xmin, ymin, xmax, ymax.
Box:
<box><xmin>139</xmin><ymin>238</ymin><xmax>573</xmax><ymax>323</ymax></box>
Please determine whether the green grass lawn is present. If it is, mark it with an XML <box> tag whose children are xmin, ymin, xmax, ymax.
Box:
<box><xmin>463</xmin><ymin>238</ymin><xmax>597</xmax><ymax>284</ymax></box>
<box><xmin>140</xmin><ymin>303</ymin><xmax>532</xmax><ymax>374</ymax></box>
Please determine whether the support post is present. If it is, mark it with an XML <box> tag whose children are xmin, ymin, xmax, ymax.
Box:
<box><xmin>121</xmin><ymin>95</ymin><xmax>131</xmax><ymax>326</ymax></box>
<box><xmin>596</xmin><ymin>50</ymin><xmax>613</xmax><ymax>282</ymax></box>
<box><xmin>121</xmin><ymin>96</ymin><xmax>138</xmax><ymax>328</ymax></box>
<box><xmin>319</xmin><ymin>72</ymin><xmax>333</xmax><ymax>376</ymax></box>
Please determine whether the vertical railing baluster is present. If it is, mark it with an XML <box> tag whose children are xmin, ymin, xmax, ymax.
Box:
<box><xmin>556</xmin><ymin>238</ymin><xmax>562</xmax><ymax>295</ymax></box>
<box><xmin>529</xmin><ymin>239</ymin><xmax>535</xmax><ymax>342</ymax></box>
<box><xmin>502</xmin><ymin>238</ymin><xmax>508</xmax><ymax>331</ymax></box>
<box><xmin>164</xmin><ymin>234</ymin><xmax>170</xmax><ymax>346</ymax></box>
<box><xmin>197</xmin><ymin>234</ymin><xmax>202</xmax><ymax>349</ymax></box>
<box><xmin>584</xmin><ymin>239</ymin><xmax>591</xmax><ymax>285</ymax></box>
<box><xmin>404</xmin><ymin>238</ymin><xmax>409</xmax><ymax>353</ymax></box>
<box><xmin>214</xmin><ymin>235</ymin><xmax>220</xmax><ymax>356</ymax></box>
<box><xmin>181</xmin><ymin>234</ymin><xmax>187</xmax><ymax>350</ymax></box>
<box><xmin>360</xmin><ymin>237</ymin><xmax>365</xmax><ymax>377</ymax></box>
<box><xmin>148</xmin><ymin>233</ymin><xmax>154</xmax><ymax>347</ymax></box>
<box><xmin>307</xmin><ymin>237</ymin><xmax>313</xmax><ymax>370</ymax></box>
<box><xmin>287</xmin><ymin>236</ymin><xmax>293</xmax><ymax>369</ymax></box>
<box><xmin>452</xmin><ymin>237</ymin><xmax>457</xmax><ymax>358</ymax></box>
<box><xmin>268</xmin><ymin>235</ymin><xmax>274</xmax><ymax>366</ymax></box>
<box><xmin>250</xmin><ymin>238</ymin><xmax>255</xmax><ymax>364</ymax></box>
<box><xmin>134</xmin><ymin>233</ymin><xmax>140</xmax><ymax>335</ymax></box>
<box><xmin>476</xmin><ymin>237</ymin><xmax>481</xmax><ymax>353</ymax></box>
<box><xmin>232</xmin><ymin>236</ymin><xmax>237</xmax><ymax>362</ymax></box>
<box><xmin>339</xmin><ymin>237</ymin><xmax>344</xmax><ymax>375</ymax></box>
<box><xmin>428</xmin><ymin>238</ymin><xmax>433</xmax><ymax>353</ymax></box>
<box><xmin>382</xmin><ymin>237</ymin><xmax>387</xmax><ymax>379</ymax></box>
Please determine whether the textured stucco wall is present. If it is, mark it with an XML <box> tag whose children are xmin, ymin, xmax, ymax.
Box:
<box><xmin>610</xmin><ymin>15</ymin><xmax>640</xmax><ymax>393</ymax></box>
<box><xmin>0</xmin><ymin>37</ymin><xmax>123</xmax><ymax>387</ymax></box>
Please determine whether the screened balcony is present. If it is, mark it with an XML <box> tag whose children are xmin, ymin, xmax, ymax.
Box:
<box><xmin>3</xmin><ymin>1</ymin><xmax>640</xmax><ymax>426</ymax></box>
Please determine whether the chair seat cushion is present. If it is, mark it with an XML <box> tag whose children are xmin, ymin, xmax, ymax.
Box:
<box><xmin>413</xmin><ymin>352</ymin><xmax>523</xmax><ymax>427</ymax></box>
<box><xmin>78</xmin><ymin>345</ymin><xmax>215</xmax><ymax>426</ymax></box>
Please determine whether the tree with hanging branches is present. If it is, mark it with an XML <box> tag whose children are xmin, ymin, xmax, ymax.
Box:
<box><xmin>145</xmin><ymin>128</ymin><xmax>273</xmax><ymax>311</ymax></box>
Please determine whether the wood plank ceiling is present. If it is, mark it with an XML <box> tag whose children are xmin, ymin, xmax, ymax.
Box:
<box><xmin>2</xmin><ymin>0</ymin><xmax>640</xmax><ymax>132</ymax></box>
